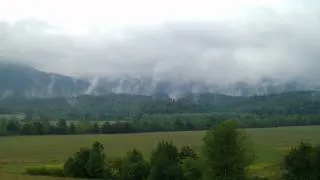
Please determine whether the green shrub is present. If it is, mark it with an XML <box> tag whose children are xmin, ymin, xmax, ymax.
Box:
<box><xmin>181</xmin><ymin>157</ymin><xmax>202</xmax><ymax>180</ymax></box>
<box><xmin>108</xmin><ymin>157</ymin><xmax>124</xmax><ymax>179</ymax></box>
<box><xmin>63</xmin><ymin>147</ymin><xmax>91</xmax><ymax>178</ymax></box>
<box><xmin>202</xmin><ymin>120</ymin><xmax>254</xmax><ymax>180</ymax></box>
<box><xmin>121</xmin><ymin>149</ymin><xmax>150</xmax><ymax>180</ymax></box>
<box><xmin>25</xmin><ymin>165</ymin><xmax>64</xmax><ymax>177</ymax></box>
<box><xmin>86</xmin><ymin>141</ymin><xmax>108</xmax><ymax>178</ymax></box>
<box><xmin>63</xmin><ymin>141</ymin><xmax>111</xmax><ymax>179</ymax></box>
<box><xmin>149</xmin><ymin>140</ymin><xmax>183</xmax><ymax>180</ymax></box>
<box><xmin>282</xmin><ymin>142</ymin><xmax>320</xmax><ymax>180</ymax></box>
<box><xmin>179</xmin><ymin>145</ymin><xmax>197</xmax><ymax>161</ymax></box>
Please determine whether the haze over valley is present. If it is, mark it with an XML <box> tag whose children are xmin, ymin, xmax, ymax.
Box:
<box><xmin>0</xmin><ymin>61</ymin><xmax>317</xmax><ymax>99</ymax></box>
<box><xmin>2</xmin><ymin>1</ymin><xmax>320</xmax><ymax>180</ymax></box>
<box><xmin>1</xmin><ymin>0</ymin><xmax>320</xmax><ymax>99</ymax></box>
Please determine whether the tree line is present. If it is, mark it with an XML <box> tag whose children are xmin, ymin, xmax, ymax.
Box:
<box><xmin>1</xmin><ymin>91</ymin><xmax>320</xmax><ymax>121</ymax></box>
<box><xmin>2</xmin><ymin>113</ymin><xmax>320</xmax><ymax>136</ymax></box>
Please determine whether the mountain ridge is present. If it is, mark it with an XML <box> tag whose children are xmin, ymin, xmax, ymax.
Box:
<box><xmin>0</xmin><ymin>62</ymin><xmax>318</xmax><ymax>99</ymax></box>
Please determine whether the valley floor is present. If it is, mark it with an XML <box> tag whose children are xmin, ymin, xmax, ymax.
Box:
<box><xmin>1</xmin><ymin>126</ymin><xmax>320</xmax><ymax>179</ymax></box>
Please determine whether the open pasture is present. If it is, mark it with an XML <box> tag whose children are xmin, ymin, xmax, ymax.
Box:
<box><xmin>1</xmin><ymin>126</ymin><xmax>320</xmax><ymax>179</ymax></box>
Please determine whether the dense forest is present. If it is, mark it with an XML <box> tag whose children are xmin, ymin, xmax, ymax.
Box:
<box><xmin>1</xmin><ymin>91</ymin><xmax>320</xmax><ymax>120</ymax></box>
<box><xmin>1</xmin><ymin>91</ymin><xmax>320</xmax><ymax>136</ymax></box>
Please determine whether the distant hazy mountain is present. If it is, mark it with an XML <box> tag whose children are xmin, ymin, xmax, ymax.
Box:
<box><xmin>0</xmin><ymin>62</ymin><xmax>90</xmax><ymax>98</ymax></box>
<box><xmin>83</xmin><ymin>76</ymin><xmax>315</xmax><ymax>98</ymax></box>
<box><xmin>0</xmin><ymin>62</ymin><xmax>317</xmax><ymax>99</ymax></box>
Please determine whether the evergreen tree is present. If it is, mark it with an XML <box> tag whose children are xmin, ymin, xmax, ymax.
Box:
<box><xmin>149</xmin><ymin>140</ymin><xmax>183</xmax><ymax>180</ymax></box>
<box><xmin>202</xmin><ymin>120</ymin><xmax>254</xmax><ymax>180</ymax></box>
<box><xmin>68</xmin><ymin>122</ymin><xmax>76</xmax><ymax>134</ymax></box>
<box><xmin>121</xmin><ymin>148</ymin><xmax>150</xmax><ymax>180</ymax></box>
<box><xmin>64</xmin><ymin>141</ymin><xmax>110</xmax><ymax>178</ymax></box>
<box><xmin>6</xmin><ymin>119</ymin><xmax>20</xmax><ymax>134</ymax></box>
<box><xmin>181</xmin><ymin>157</ymin><xmax>202</xmax><ymax>180</ymax></box>
<box><xmin>64</xmin><ymin>147</ymin><xmax>91</xmax><ymax>178</ymax></box>
<box><xmin>56</xmin><ymin>119</ymin><xmax>68</xmax><ymax>134</ymax></box>
<box><xmin>179</xmin><ymin>145</ymin><xmax>197</xmax><ymax>161</ymax></box>
<box><xmin>282</xmin><ymin>142</ymin><xmax>315</xmax><ymax>180</ymax></box>
<box><xmin>0</xmin><ymin>118</ymin><xmax>7</xmax><ymax>135</ymax></box>
<box><xmin>86</xmin><ymin>141</ymin><xmax>108</xmax><ymax>178</ymax></box>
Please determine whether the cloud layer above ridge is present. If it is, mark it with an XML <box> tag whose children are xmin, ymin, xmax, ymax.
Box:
<box><xmin>0</xmin><ymin>0</ymin><xmax>320</xmax><ymax>85</ymax></box>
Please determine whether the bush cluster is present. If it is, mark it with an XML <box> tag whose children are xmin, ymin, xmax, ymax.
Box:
<box><xmin>25</xmin><ymin>120</ymin><xmax>266</xmax><ymax>180</ymax></box>
<box><xmin>282</xmin><ymin>142</ymin><xmax>320</xmax><ymax>180</ymax></box>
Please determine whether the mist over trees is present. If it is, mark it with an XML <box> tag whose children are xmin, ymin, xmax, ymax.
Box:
<box><xmin>1</xmin><ymin>91</ymin><xmax>320</xmax><ymax>121</ymax></box>
<box><xmin>0</xmin><ymin>90</ymin><xmax>320</xmax><ymax>136</ymax></box>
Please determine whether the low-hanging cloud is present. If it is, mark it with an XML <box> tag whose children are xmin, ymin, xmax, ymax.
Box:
<box><xmin>1</xmin><ymin>0</ymin><xmax>320</xmax><ymax>86</ymax></box>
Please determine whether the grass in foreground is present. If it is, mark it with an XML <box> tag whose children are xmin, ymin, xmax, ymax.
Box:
<box><xmin>0</xmin><ymin>172</ymin><xmax>73</xmax><ymax>180</ymax></box>
<box><xmin>1</xmin><ymin>126</ymin><xmax>320</xmax><ymax>179</ymax></box>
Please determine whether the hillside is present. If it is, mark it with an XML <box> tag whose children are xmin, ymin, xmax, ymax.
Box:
<box><xmin>1</xmin><ymin>62</ymin><xmax>320</xmax><ymax>120</ymax></box>
<box><xmin>1</xmin><ymin>91</ymin><xmax>320</xmax><ymax>120</ymax></box>
<box><xmin>0</xmin><ymin>62</ymin><xmax>91</xmax><ymax>98</ymax></box>
<box><xmin>0</xmin><ymin>62</ymin><xmax>318</xmax><ymax>99</ymax></box>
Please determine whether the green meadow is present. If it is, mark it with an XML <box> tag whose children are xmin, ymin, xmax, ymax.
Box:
<box><xmin>1</xmin><ymin>126</ymin><xmax>320</xmax><ymax>179</ymax></box>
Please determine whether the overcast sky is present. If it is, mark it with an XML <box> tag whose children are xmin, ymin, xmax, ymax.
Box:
<box><xmin>0</xmin><ymin>0</ymin><xmax>320</xmax><ymax>85</ymax></box>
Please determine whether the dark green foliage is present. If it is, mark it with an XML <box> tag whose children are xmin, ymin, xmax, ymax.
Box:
<box><xmin>20</xmin><ymin>122</ymin><xmax>32</xmax><ymax>135</ymax></box>
<box><xmin>0</xmin><ymin>119</ymin><xmax>7</xmax><ymax>135</ymax></box>
<box><xmin>25</xmin><ymin>165</ymin><xmax>64</xmax><ymax>177</ymax></box>
<box><xmin>68</xmin><ymin>122</ymin><xmax>76</xmax><ymax>134</ymax></box>
<box><xmin>101</xmin><ymin>122</ymin><xmax>112</xmax><ymax>134</ymax></box>
<box><xmin>282</xmin><ymin>142</ymin><xmax>316</xmax><ymax>180</ymax></box>
<box><xmin>202</xmin><ymin>120</ymin><xmax>254</xmax><ymax>180</ymax></box>
<box><xmin>63</xmin><ymin>147</ymin><xmax>91</xmax><ymax>178</ymax></box>
<box><xmin>121</xmin><ymin>149</ymin><xmax>150</xmax><ymax>180</ymax></box>
<box><xmin>56</xmin><ymin>119</ymin><xmax>68</xmax><ymax>134</ymax></box>
<box><xmin>181</xmin><ymin>157</ymin><xmax>202</xmax><ymax>180</ymax></box>
<box><xmin>179</xmin><ymin>145</ymin><xmax>200</xmax><ymax>179</ymax></box>
<box><xmin>173</xmin><ymin>119</ymin><xmax>185</xmax><ymax>131</ymax></box>
<box><xmin>3</xmin><ymin>92</ymin><xmax>320</xmax><ymax>137</ymax></box>
<box><xmin>6</xmin><ymin>119</ymin><xmax>20</xmax><ymax>134</ymax></box>
<box><xmin>41</xmin><ymin>120</ymin><xmax>54</xmax><ymax>134</ymax></box>
<box><xmin>89</xmin><ymin>122</ymin><xmax>101</xmax><ymax>134</ymax></box>
<box><xmin>63</xmin><ymin>141</ymin><xmax>110</xmax><ymax>179</ymax></box>
<box><xmin>31</xmin><ymin>121</ymin><xmax>43</xmax><ymax>135</ymax></box>
<box><xmin>108</xmin><ymin>121</ymin><xmax>134</xmax><ymax>134</ymax></box>
<box><xmin>2</xmin><ymin>111</ymin><xmax>320</xmax><ymax>137</ymax></box>
<box><xmin>149</xmin><ymin>140</ymin><xmax>183</xmax><ymax>180</ymax></box>
<box><xmin>312</xmin><ymin>145</ymin><xmax>320</xmax><ymax>179</ymax></box>
<box><xmin>1</xmin><ymin>91</ymin><xmax>320</xmax><ymax>123</ymax></box>
<box><xmin>124</xmin><ymin>149</ymin><xmax>144</xmax><ymax>163</ymax></box>
<box><xmin>86</xmin><ymin>141</ymin><xmax>108</xmax><ymax>178</ymax></box>
<box><xmin>108</xmin><ymin>157</ymin><xmax>124</xmax><ymax>179</ymax></box>
<box><xmin>179</xmin><ymin>145</ymin><xmax>197</xmax><ymax>160</ymax></box>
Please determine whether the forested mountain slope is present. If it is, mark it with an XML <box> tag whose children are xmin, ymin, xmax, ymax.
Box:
<box><xmin>1</xmin><ymin>91</ymin><xmax>320</xmax><ymax>120</ymax></box>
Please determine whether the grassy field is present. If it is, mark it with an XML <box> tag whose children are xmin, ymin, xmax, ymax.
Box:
<box><xmin>1</xmin><ymin>126</ymin><xmax>320</xmax><ymax>179</ymax></box>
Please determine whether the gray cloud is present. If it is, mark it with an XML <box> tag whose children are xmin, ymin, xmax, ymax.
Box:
<box><xmin>1</xmin><ymin>1</ymin><xmax>320</xmax><ymax>86</ymax></box>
